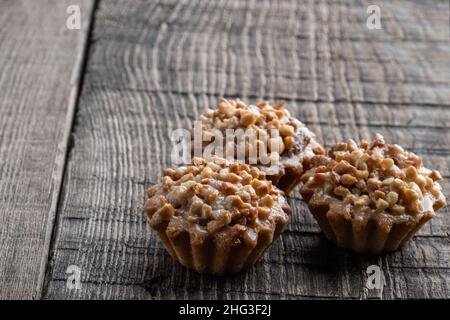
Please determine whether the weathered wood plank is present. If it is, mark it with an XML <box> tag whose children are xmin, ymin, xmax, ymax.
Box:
<box><xmin>0</xmin><ymin>0</ymin><xmax>95</xmax><ymax>299</ymax></box>
<box><xmin>85</xmin><ymin>0</ymin><xmax>450</xmax><ymax>105</ymax></box>
<box><xmin>45</xmin><ymin>0</ymin><xmax>450</xmax><ymax>299</ymax></box>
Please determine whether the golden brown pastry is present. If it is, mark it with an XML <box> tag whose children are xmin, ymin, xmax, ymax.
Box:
<box><xmin>300</xmin><ymin>134</ymin><xmax>446</xmax><ymax>255</ymax></box>
<box><xmin>193</xmin><ymin>99</ymin><xmax>324</xmax><ymax>194</ymax></box>
<box><xmin>145</xmin><ymin>156</ymin><xmax>291</xmax><ymax>275</ymax></box>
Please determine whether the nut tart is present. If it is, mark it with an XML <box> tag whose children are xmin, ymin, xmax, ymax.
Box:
<box><xmin>300</xmin><ymin>134</ymin><xmax>446</xmax><ymax>255</ymax></box>
<box><xmin>194</xmin><ymin>99</ymin><xmax>324</xmax><ymax>194</ymax></box>
<box><xmin>145</xmin><ymin>157</ymin><xmax>291</xmax><ymax>275</ymax></box>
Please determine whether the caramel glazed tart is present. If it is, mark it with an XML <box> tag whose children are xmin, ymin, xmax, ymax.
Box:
<box><xmin>300</xmin><ymin>134</ymin><xmax>446</xmax><ymax>255</ymax></box>
<box><xmin>145</xmin><ymin>157</ymin><xmax>291</xmax><ymax>275</ymax></box>
<box><xmin>194</xmin><ymin>98</ymin><xmax>324</xmax><ymax>194</ymax></box>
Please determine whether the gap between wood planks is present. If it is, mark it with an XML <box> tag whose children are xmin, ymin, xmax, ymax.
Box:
<box><xmin>39</xmin><ymin>0</ymin><xmax>99</xmax><ymax>299</ymax></box>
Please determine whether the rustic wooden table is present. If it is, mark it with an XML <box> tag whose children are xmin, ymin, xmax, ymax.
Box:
<box><xmin>0</xmin><ymin>0</ymin><xmax>449</xmax><ymax>299</ymax></box>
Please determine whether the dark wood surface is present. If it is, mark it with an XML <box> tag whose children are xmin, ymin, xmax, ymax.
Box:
<box><xmin>0</xmin><ymin>0</ymin><xmax>449</xmax><ymax>299</ymax></box>
<box><xmin>0</xmin><ymin>0</ymin><xmax>94</xmax><ymax>299</ymax></box>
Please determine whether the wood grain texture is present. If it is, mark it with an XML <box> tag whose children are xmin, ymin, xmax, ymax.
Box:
<box><xmin>0</xmin><ymin>0</ymin><xmax>95</xmax><ymax>299</ymax></box>
<box><xmin>44</xmin><ymin>0</ymin><xmax>450</xmax><ymax>299</ymax></box>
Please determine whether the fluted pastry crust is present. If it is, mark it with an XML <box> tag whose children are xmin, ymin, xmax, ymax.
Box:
<box><xmin>300</xmin><ymin>134</ymin><xmax>446</xmax><ymax>255</ymax></box>
<box><xmin>145</xmin><ymin>157</ymin><xmax>291</xmax><ymax>275</ymax></box>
